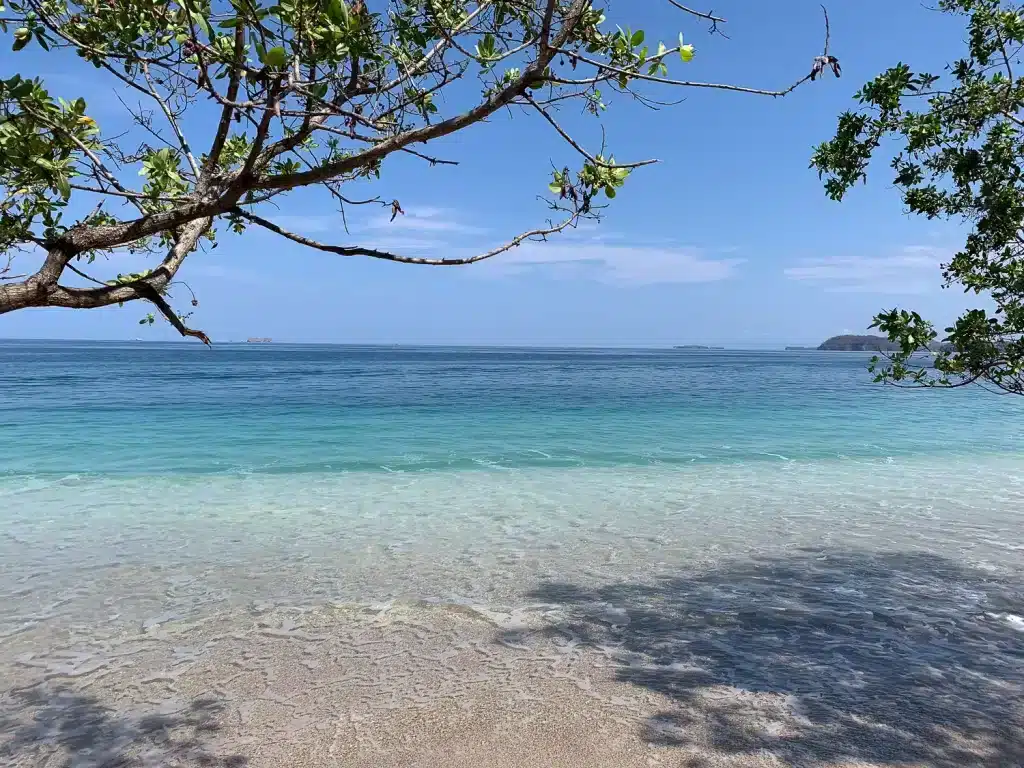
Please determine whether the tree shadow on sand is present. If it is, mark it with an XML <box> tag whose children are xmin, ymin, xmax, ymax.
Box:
<box><xmin>0</xmin><ymin>683</ymin><xmax>248</xmax><ymax>767</ymax></box>
<box><xmin>509</xmin><ymin>548</ymin><xmax>1024</xmax><ymax>767</ymax></box>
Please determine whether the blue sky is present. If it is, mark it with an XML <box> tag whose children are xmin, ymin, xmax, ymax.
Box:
<box><xmin>1</xmin><ymin>1</ymin><xmax>983</xmax><ymax>346</ymax></box>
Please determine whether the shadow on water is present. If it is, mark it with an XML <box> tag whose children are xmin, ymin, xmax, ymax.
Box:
<box><xmin>0</xmin><ymin>685</ymin><xmax>247</xmax><ymax>767</ymax></box>
<box><xmin>511</xmin><ymin>549</ymin><xmax>1024</xmax><ymax>767</ymax></box>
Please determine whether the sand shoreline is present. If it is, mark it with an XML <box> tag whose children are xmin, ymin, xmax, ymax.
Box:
<box><xmin>3</xmin><ymin>594</ymin><xmax>1021</xmax><ymax>768</ymax></box>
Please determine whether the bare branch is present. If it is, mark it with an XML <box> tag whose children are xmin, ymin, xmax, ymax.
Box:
<box><xmin>67</xmin><ymin>183</ymin><xmax>182</xmax><ymax>202</ymax></box>
<box><xmin>539</xmin><ymin>0</ymin><xmax>559</xmax><ymax>50</ymax></box>
<box><xmin>523</xmin><ymin>93</ymin><xmax>658</xmax><ymax>169</ymax></box>
<box><xmin>253</xmin><ymin>1</ymin><xmax>592</xmax><ymax>192</ymax></box>
<box><xmin>206</xmin><ymin>24</ymin><xmax>246</xmax><ymax>171</ymax></box>
<box><xmin>400</xmin><ymin>147</ymin><xmax>460</xmax><ymax>166</ymax></box>
<box><xmin>135</xmin><ymin>280</ymin><xmax>211</xmax><ymax>345</ymax></box>
<box><xmin>666</xmin><ymin>1</ymin><xmax>726</xmax><ymax>24</ymax></box>
<box><xmin>555</xmin><ymin>47</ymin><xmax>816</xmax><ymax>98</ymax></box>
<box><xmin>232</xmin><ymin>207</ymin><xmax>582</xmax><ymax>266</ymax></box>
<box><xmin>141</xmin><ymin>62</ymin><xmax>200</xmax><ymax>178</ymax></box>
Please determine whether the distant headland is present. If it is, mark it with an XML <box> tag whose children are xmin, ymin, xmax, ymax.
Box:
<box><xmin>813</xmin><ymin>334</ymin><xmax>952</xmax><ymax>352</ymax></box>
<box><xmin>246</xmin><ymin>337</ymin><xmax>273</xmax><ymax>343</ymax></box>
<box><xmin>815</xmin><ymin>335</ymin><xmax>900</xmax><ymax>352</ymax></box>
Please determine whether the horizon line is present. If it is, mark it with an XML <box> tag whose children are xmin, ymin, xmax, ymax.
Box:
<box><xmin>0</xmin><ymin>337</ymin><xmax>846</xmax><ymax>350</ymax></box>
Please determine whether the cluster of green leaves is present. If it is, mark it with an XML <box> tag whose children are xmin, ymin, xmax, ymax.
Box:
<box><xmin>139</xmin><ymin>147</ymin><xmax>189</xmax><ymax>198</ymax></box>
<box><xmin>813</xmin><ymin>0</ymin><xmax>1024</xmax><ymax>393</ymax></box>
<box><xmin>0</xmin><ymin>74</ymin><xmax>100</xmax><ymax>248</ymax></box>
<box><xmin>549</xmin><ymin>154</ymin><xmax>630</xmax><ymax>204</ymax></box>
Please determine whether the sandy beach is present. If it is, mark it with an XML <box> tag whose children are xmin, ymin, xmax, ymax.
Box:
<box><xmin>3</xmin><ymin>595</ymin><xmax>1021</xmax><ymax>768</ymax></box>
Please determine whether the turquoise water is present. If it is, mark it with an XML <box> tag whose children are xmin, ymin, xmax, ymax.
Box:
<box><xmin>3</xmin><ymin>341</ymin><xmax>1024</xmax><ymax>766</ymax></box>
<box><xmin>2</xmin><ymin>340</ymin><xmax>1022</xmax><ymax>475</ymax></box>
<box><xmin>2</xmin><ymin>340</ymin><xmax>1024</xmax><ymax>627</ymax></box>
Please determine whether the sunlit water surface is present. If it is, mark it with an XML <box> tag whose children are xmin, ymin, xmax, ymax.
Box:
<box><xmin>2</xmin><ymin>342</ymin><xmax>1022</xmax><ymax>766</ymax></box>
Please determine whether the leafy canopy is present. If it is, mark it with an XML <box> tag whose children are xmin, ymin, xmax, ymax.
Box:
<box><xmin>1</xmin><ymin>0</ymin><xmax>835</xmax><ymax>342</ymax></box>
<box><xmin>813</xmin><ymin>0</ymin><xmax>1024</xmax><ymax>394</ymax></box>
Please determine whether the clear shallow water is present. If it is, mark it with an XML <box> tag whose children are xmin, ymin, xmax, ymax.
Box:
<box><xmin>2</xmin><ymin>341</ymin><xmax>1024</xmax><ymax>767</ymax></box>
<box><xmin>2</xmin><ymin>339</ymin><xmax>1023</xmax><ymax>623</ymax></box>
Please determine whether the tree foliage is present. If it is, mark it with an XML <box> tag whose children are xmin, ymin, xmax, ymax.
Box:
<box><xmin>0</xmin><ymin>0</ymin><xmax>836</xmax><ymax>342</ymax></box>
<box><xmin>813</xmin><ymin>0</ymin><xmax>1024</xmax><ymax>394</ymax></box>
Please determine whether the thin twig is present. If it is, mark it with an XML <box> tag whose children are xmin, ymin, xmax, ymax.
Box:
<box><xmin>142</xmin><ymin>62</ymin><xmax>200</xmax><ymax>177</ymax></box>
<box><xmin>523</xmin><ymin>93</ymin><xmax>658</xmax><ymax>169</ymax></box>
<box><xmin>666</xmin><ymin>1</ymin><xmax>725</xmax><ymax>23</ymax></box>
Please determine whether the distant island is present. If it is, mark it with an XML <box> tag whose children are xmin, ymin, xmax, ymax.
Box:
<box><xmin>673</xmin><ymin>345</ymin><xmax>725</xmax><ymax>350</ymax></box>
<box><xmin>246</xmin><ymin>337</ymin><xmax>273</xmax><ymax>343</ymax></box>
<box><xmin>784</xmin><ymin>346</ymin><xmax>817</xmax><ymax>351</ymax></box>
<box><xmin>817</xmin><ymin>335</ymin><xmax>900</xmax><ymax>352</ymax></box>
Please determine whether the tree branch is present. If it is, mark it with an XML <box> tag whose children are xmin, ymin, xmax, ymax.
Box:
<box><xmin>206</xmin><ymin>24</ymin><xmax>247</xmax><ymax>172</ymax></box>
<box><xmin>43</xmin><ymin>217</ymin><xmax>213</xmax><ymax>342</ymax></box>
<box><xmin>666</xmin><ymin>1</ymin><xmax>726</xmax><ymax>24</ymax></box>
<box><xmin>141</xmin><ymin>62</ymin><xmax>200</xmax><ymax>178</ymax></box>
<box><xmin>251</xmin><ymin>0</ymin><xmax>591</xmax><ymax>192</ymax></box>
<box><xmin>232</xmin><ymin>207</ymin><xmax>582</xmax><ymax>265</ymax></box>
<box><xmin>554</xmin><ymin>46</ymin><xmax>820</xmax><ymax>98</ymax></box>
<box><xmin>523</xmin><ymin>93</ymin><xmax>658</xmax><ymax>169</ymax></box>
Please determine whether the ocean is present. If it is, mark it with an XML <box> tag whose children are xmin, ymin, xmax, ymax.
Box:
<box><xmin>2</xmin><ymin>341</ymin><xmax>1023</xmax><ymax>766</ymax></box>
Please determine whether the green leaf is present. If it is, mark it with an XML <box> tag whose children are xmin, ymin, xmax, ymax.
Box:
<box><xmin>630</xmin><ymin>30</ymin><xmax>644</xmax><ymax>46</ymax></box>
<box><xmin>191</xmin><ymin>11</ymin><xmax>211</xmax><ymax>39</ymax></box>
<box><xmin>680</xmin><ymin>44</ymin><xmax>695</xmax><ymax>63</ymax></box>
<box><xmin>327</xmin><ymin>0</ymin><xmax>349</xmax><ymax>24</ymax></box>
<box><xmin>12</xmin><ymin>28</ymin><xmax>30</xmax><ymax>51</ymax></box>
<box><xmin>605</xmin><ymin>185</ymin><xmax>616</xmax><ymax>198</ymax></box>
<box><xmin>217</xmin><ymin>17</ymin><xmax>241</xmax><ymax>28</ymax></box>
<box><xmin>548</xmin><ymin>182</ymin><xmax>561</xmax><ymax>194</ymax></box>
<box><xmin>263</xmin><ymin>46</ymin><xmax>287</xmax><ymax>69</ymax></box>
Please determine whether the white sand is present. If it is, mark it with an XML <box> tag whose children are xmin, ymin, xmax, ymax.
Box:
<box><xmin>0</xmin><ymin>603</ymin><xmax>1010</xmax><ymax>767</ymax></box>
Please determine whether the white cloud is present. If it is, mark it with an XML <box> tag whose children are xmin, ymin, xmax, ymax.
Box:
<box><xmin>268</xmin><ymin>214</ymin><xmax>346</xmax><ymax>234</ymax></box>
<box><xmin>246</xmin><ymin>207</ymin><xmax>735</xmax><ymax>284</ymax></box>
<box><xmin>475</xmin><ymin>241</ymin><xmax>743</xmax><ymax>285</ymax></box>
<box><xmin>366</xmin><ymin>206</ymin><xmax>487</xmax><ymax>235</ymax></box>
<box><xmin>260</xmin><ymin>207</ymin><xmax>486</xmax><ymax>239</ymax></box>
<box><xmin>361</xmin><ymin>235</ymin><xmax>447</xmax><ymax>252</ymax></box>
<box><xmin>784</xmin><ymin>246</ymin><xmax>949</xmax><ymax>294</ymax></box>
